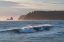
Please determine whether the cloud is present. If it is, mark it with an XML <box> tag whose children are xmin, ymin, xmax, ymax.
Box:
<box><xmin>4</xmin><ymin>0</ymin><xmax>34</xmax><ymax>3</ymax></box>
<box><xmin>41</xmin><ymin>2</ymin><xmax>64</xmax><ymax>4</ymax></box>
<box><xmin>4</xmin><ymin>0</ymin><xmax>19</xmax><ymax>2</ymax></box>
<box><xmin>0</xmin><ymin>1</ymin><xmax>20</xmax><ymax>7</ymax></box>
<box><xmin>0</xmin><ymin>1</ymin><xmax>36</xmax><ymax>8</ymax></box>
<box><xmin>0</xmin><ymin>1</ymin><xmax>64</xmax><ymax>10</ymax></box>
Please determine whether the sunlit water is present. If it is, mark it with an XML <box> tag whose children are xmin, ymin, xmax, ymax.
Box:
<box><xmin>0</xmin><ymin>20</ymin><xmax>64</xmax><ymax>42</ymax></box>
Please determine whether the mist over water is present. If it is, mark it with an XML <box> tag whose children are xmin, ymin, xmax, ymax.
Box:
<box><xmin>0</xmin><ymin>20</ymin><xmax>64</xmax><ymax>42</ymax></box>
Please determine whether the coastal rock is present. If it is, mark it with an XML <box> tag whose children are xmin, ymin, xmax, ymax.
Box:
<box><xmin>7</xmin><ymin>17</ymin><xmax>13</xmax><ymax>20</ymax></box>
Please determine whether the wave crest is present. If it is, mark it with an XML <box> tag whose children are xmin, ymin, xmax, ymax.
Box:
<box><xmin>0</xmin><ymin>24</ymin><xmax>52</xmax><ymax>33</ymax></box>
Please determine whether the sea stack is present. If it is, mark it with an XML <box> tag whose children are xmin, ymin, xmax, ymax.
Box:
<box><xmin>7</xmin><ymin>17</ymin><xmax>13</xmax><ymax>20</ymax></box>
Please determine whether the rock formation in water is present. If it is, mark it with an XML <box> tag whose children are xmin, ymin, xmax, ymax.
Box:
<box><xmin>7</xmin><ymin>17</ymin><xmax>13</xmax><ymax>20</ymax></box>
<box><xmin>18</xmin><ymin>11</ymin><xmax>64</xmax><ymax>20</ymax></box>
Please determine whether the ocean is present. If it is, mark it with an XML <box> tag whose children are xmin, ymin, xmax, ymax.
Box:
<box><xmin>0</xmin><ymin>20</ymin><xmax>64</xmax><ymax>42</ymax></box>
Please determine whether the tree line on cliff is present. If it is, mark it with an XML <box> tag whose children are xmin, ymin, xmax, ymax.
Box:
<box><xmin>18</xmin><ymin>11</ymin><xmax>64</xmax><ymax>20</ymax></box>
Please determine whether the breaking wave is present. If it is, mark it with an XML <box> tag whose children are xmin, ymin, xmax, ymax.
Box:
<box><xmin>0</xmin><ymin>24</ymin><xmax>53</xmax><ymax>33</ymax></box>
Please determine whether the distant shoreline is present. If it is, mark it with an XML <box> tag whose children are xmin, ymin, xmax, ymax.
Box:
<box><xmin>18</xmin><ymin>11</ymin><xmax>64</xmax><ymax>20</ymax></box>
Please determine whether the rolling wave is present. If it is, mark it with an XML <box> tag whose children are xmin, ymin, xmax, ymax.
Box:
<box><xmin>0</xmin><ymin>24</ymin><xmax>53</xmax><ymax>33</ymax></box>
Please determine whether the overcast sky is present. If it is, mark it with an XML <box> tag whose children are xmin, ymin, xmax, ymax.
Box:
<box><xmin>0</xmin><ymin>0</ymin><xmax>64</xmax><ymax>20</ymax></box>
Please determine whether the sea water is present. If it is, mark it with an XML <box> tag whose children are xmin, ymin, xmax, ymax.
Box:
<box><xmin>0</xmin><ymin>20</ymin><xmax>64</xmax><ymax>42</ymax></box>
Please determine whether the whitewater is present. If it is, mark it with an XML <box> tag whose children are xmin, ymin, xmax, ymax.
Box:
<box><xmin>0</xmin><ymin>20</ymin><xmax>64</xmax><ymax>42</ymax></box>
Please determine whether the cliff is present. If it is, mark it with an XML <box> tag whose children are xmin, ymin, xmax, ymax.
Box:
<box><xmin>18</xmin><ymin>15</ymin><xmax>26</xmax><ymax>20</ymax></box>
<box><xmin>18</xmin><ymin>11</ymin><xmax>64</xmax><ymax>20</ymax></box>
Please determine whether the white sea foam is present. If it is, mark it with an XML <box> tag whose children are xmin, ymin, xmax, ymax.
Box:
<box><xmin>19</xmin><ymin>28</ymin><xmax>35</xmax><ymax>33</ymax></box>
<box><xmin>18</xmin><ymin>24</ymin><xmax>52</xmax><ymax>33</ymax></box>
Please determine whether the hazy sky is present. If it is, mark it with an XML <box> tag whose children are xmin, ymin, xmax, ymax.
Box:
<box><xmin>0</xmin><ymin>0</ymin><xmax>64</xmax><ymax>20</ymax></box>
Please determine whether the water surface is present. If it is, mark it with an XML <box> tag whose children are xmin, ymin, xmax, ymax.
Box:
<box><xmin>0</xmin><ymin>20</ymin><xmax>64</xmax><ymax>42</ymax></box>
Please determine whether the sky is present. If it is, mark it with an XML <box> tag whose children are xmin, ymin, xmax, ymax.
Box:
<box><xmin>0</xmin><ymin>0</ymin><xmax>64</xmax><ymax>20</ymax></box>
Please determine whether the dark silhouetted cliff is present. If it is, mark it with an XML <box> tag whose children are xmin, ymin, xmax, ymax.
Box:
<box><xmin>18</xmin><ymin>11</ymin><xmax>64</xmax><ymax>20</ymax></box>
<box><xmin>18</xmin><ymin>15</ymin><xmax>26</xmax><ymax>20</ymax></box>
